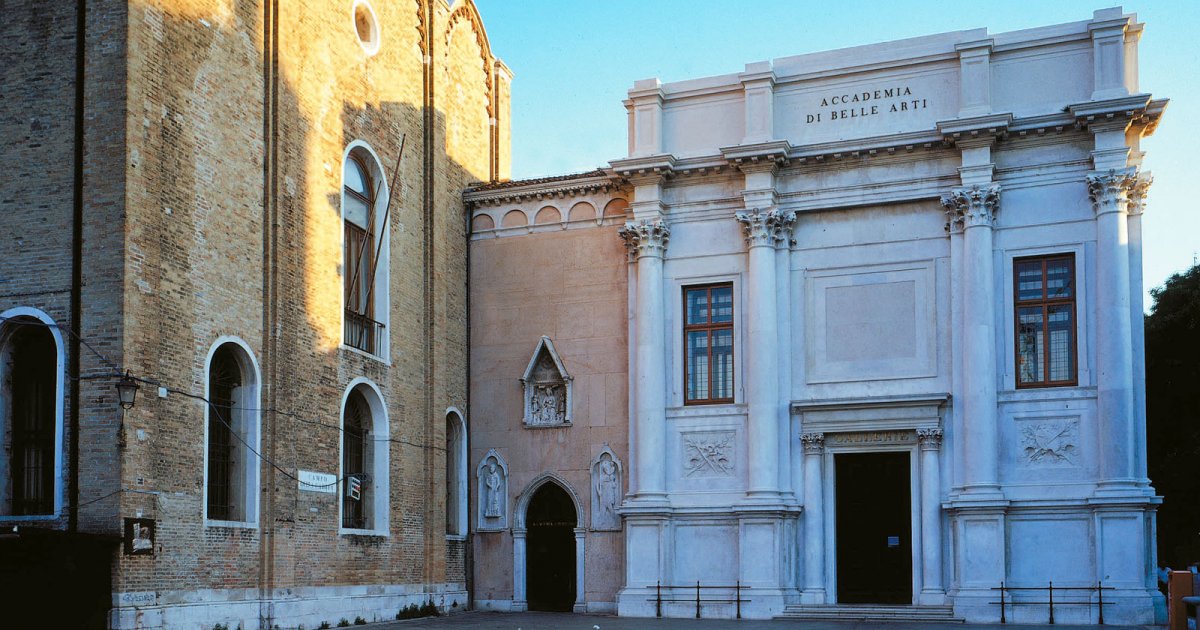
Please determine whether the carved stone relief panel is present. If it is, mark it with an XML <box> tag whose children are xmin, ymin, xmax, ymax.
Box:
<box><xmin>1016</xmin><ymin>418</ymin><xmax>1080</xmax><ymax>468</ymax></box>
<box><xmin>476</xmin><ymin>449</ymin><xmax>509</xmax><ymax>531</ymax></box>
<box><xmin>520</xmin><ymin>336</ymin><xmax>572</xmax><ymax>428</ymax></box>
<box><xmin>590</xmin><ymin>445</ymin><xmax>623</xmax><ymax>531</ymax></box>
<box><xmin>682</xmin><ymin>430</ymin><xmax>735</xmax><ymax>478</ymax></box>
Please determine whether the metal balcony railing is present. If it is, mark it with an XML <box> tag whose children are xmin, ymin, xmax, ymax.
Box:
<box><xmin>344</xmin><ymin>309</ymin><xmax>385</xmax><ymax>356</ymax></box>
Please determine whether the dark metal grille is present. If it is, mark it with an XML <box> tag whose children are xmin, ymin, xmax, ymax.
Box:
<box><xmin>342</xmin><ymin>392</ymin><xmax>369</xmax><ymax>529</ymax></box>
<box><xmin>9</xmin><ymin>324</ymin><xmax>56</xmax><ymax>516</ymax></box>
<box><xmin>207</xmin><ymin>347</ymin><xmax>241</xmax><ymax>521</ymax></box>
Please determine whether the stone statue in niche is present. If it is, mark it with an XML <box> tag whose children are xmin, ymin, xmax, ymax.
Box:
<box><xmin>484</xmin><ymin>461</ymin><xmax>503</xmax><ymax>517</ymax></box>
<box><xmin>590</xmin><ymin>446</ymin><xmax>623</xmax><ymax>531</ymax></box>
<box><xmin>476</xmin><ymin>449</ymin><xmax>508</xmax><ymax>530</ymax></box>
<box><xmin>520</xmin><ymin>336</ymin><xmax>573</xmax><ymax>428</ymax></box>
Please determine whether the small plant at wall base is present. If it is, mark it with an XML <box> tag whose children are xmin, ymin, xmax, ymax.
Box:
<box><xmin>396</xmin><ymin>600</ymin><xmax>440</xmax><ymax>619</ymax></box>
<box><xmin>318</xmin><ymin>623</ymin><xmax>331</xmax><ymax>629</ymax></box>
<box><xmin>337</xmin><ymin>620</ymin><xmax>350</xmax><ymax>628</ymax></box>
<box><xmin>354</xmin><ymin>617</ymin><xmax>367</xmax><ymax>626</ymax></box>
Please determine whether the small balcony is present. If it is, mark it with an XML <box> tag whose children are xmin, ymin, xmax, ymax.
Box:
<box><xmin>344</xmin><ymin>309</ymin><xmax>385</xmax><ymax>357</ymax></box>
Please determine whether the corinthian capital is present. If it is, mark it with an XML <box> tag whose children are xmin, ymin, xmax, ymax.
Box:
<box><xmin>917</xmin><ymin>428</ymin><xmax>944</xmax><ymax>451</ymax></box>
<box><xmin>735</xmin><ymin>208</ymin><xmax>792</xmax><ymax>248</ymax></box>
<box><xmin>940</xmin><ymin>184</ymin><xmax>1001</xmax><ymax>228</ymax></box>
<box><xmin>800</xmin><ymin>432</ymin><xmax>825</xmax><ymax>455</ymax></box>
<box><xmin>1126</xmin><ymin>172</ymin><xmax>1153</xmax><ymax>217</ymax></box>
<box><xmin>1086</xmin><ymin>167</ymin><xmax>1140</xmax><ymax>216</ymax></box>
<box><xmin>772</xmin><ymin>209</ymin><xmax>797</xmax><ymax>249</ymax></box>
<box><xmin>618</xmin><ymin>219</ymin><xmax>670</xmax><ymax>260</ymax></box>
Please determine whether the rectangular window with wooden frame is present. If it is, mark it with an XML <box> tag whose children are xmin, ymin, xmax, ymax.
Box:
<box><xmin>684</xmin><ymin>284</ymin><xmax>734</xmax><ymax>405</ymax></box>
<box><xmin>1014</xmin><ymin>254</ymin><xmax>1077</xmax><ymax>388</ymax></box>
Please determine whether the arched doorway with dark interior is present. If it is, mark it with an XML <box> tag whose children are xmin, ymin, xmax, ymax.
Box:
<box><xmin>525</xmin><ymin>481</ymin><xmax>576</xmax><ymax>611</ymax></box>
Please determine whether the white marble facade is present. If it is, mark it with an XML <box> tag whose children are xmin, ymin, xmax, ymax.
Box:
<box><xmin>466</xmin><ymin>7</ymin><xmax>1166</xmax><ymax>623</ymax></box>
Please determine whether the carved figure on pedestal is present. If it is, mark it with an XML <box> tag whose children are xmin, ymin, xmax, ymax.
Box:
<box><xmin>590</xmin><ymin>445</ymin><xmax>623</xmax><ymax>531</ymax></box>
<box><xmin>476</xmin><ymin>449</ymin><xmax>509</xmax><ymax>530</ymax></box>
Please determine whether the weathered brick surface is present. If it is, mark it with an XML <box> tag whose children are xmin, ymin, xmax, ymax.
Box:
<box><xmin>2</xmin><ymin>0</ymin><xmax>506</xmax><ymax>624</ymax></box>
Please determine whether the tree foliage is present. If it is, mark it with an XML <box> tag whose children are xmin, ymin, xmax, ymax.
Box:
<box><xmin>1146</xmin><ymin>262</ymin><xmax>1200</xmax><ymax>568</ymax></box>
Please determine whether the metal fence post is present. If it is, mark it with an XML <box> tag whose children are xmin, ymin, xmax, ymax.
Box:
<box><xmin>695</xmin><ymin>581</ymin><xmax>701</xmax><ymax>619</ymax></box>
<box><xmin>1000</xmin><ymin>581</ymin><xmax>1007</xmax><ymax>624</ymax></box>
<box><xmin>736</xmin><ymin>580</ymin><xmax>742</xmax><ymax>619</ymax></box>
<box><xmin>656</xmin><ymin>580</ymin><xmax>662</xmax><ymax>618</ymax></box>
<box><xmin>1048</xmin><ymin>581</ymin><xmax>1054</xmax><ymax>625</ymax></box>
<box><xmin>1097</xmin><ymin>580</ymin><xmax>1104</xmax><ymax>625</ymax></box>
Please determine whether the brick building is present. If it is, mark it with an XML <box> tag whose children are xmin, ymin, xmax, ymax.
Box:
<box><xmin>0</xmin><ymin>1</ymin><xmax>507</xmax><ymax>627</ymax></box>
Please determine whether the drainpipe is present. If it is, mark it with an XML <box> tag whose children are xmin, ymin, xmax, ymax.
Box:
<box><xmin>68</xmin><ymin>0</ymin><xmax>87</xmax><ymax>534</ymax></box>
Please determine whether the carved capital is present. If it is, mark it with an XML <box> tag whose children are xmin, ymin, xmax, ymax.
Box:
<box><xmin>1086</xmin><ymin>167</ymin><xmax>1139</xmax><ymax>216</ymax></box>
<box><xmin>917</xmin><ymin>428</ymin><xmax>944</xmax><ymax>451</ymax></box>
<box><xmin>1126</xmin><ymin>172</ymin><xmax>1153</xmax><ymax>217</ymax></box>
<box><xmin>736</xmin><ymin>208</ymin><xmax>792</xmax><ymax>248</ymax></box>
<box><xmin>772</xmin><ymin>209</ymin><xmax>797</xmax><ymax>248</ymax></box>
<box><xmin>941</xmin><ymin>184</ymin><xmax>1000</xmax><ymax>229</ymax></box>
<box><xmin>618</xmin><ymin>219</ymin><xmax>670</xmax><ymax>260</ymax></box>
<box><xmin>800</xmin><ymin>432</ymin><xmax>825</xmax><ymax>455</ymax></box>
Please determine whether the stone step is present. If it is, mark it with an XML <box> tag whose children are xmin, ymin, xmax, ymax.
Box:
<box><xmin>776</xmin><ymin>604</ymin><xmax>963</xmax><ymax>623</ymax></box>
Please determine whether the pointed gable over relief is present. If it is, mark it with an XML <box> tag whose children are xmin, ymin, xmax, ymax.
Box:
<box><xmin>520</xmin><ymin>336</ymin><xmax>573</xmax><ymax>428</ymax></box>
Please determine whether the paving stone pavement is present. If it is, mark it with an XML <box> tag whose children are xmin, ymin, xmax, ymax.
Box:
<box><xmin>365</xmin><ymin>611</ymin><xmax>1161</xmax><ymax>630</ymax></box>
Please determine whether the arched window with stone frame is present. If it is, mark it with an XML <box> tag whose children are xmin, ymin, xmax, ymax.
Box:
<box><xmin>0</xmin><ymin>309</ymin><xmax>64</xmax><ymax>518</ymax></box>
<box><xmin>203</xmin><ymin>338</ymin><xmax>261</xmax><ymax>526</ymax></box>
<box><xmin>445</xmin><ymin>408</ymin><xmax>468</xmax><ymax>537</ymax></box>
<box><xmin>341</xmin><ymin>143</ymin><xmax>391</xmax><ymax>359</ymax></box>
<box><xmin>339</xmin><ymin>379</ymin><xmax>390</xmax><ymax>535</ymax></box>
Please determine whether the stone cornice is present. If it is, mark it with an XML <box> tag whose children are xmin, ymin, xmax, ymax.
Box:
<box><xmin>937</xmin><ymin>112</ymin><xmax>1013</xmax><ymax>145</ymax></box>
<box><xmin>721</xmin><ymin>140</ymin><xmax>792</xmax><ymax>170</ymax></box>
<box><xmin>609</xmin><ymin>154</ymin><xmax>676</xmax><ymax>180</ymax></box>
<box><xmin>464</xmin><ymin>169</ymin><xmax>625</xmax><ymax>207</ymax></box>
<box><xmin>791</xmin><ymin>393</ymin><xmax>950</xmax><ymax>415</ymax></box>
<box><xmin>1068</xmin><ymin>94</ymin><xmax>1166</xmax><ymax>135</ymax></box>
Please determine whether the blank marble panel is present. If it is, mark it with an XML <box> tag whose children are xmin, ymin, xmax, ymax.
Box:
<box><xmin>960</xmin><ymin>516</ymin><xmax>1004</xmax><ymax>587</ymax></box>
<box><xmin>825</xmin><ymin>280</ymin><xmax>916</xmax><ymax>362</ymax></box>
<box><xmin>673</xmin><ymin>523</ymin><xmax>737</xmax><ymax>584</ymax></box>
<box><xmin>806</xmin><ymin>262</ymin><xmax>936</xmax><ymax>383</ymax></box>
<box><xmin>1099</xmin><ymin>514</ymin><xmax>1145</xmax><ymax>587</ymax></box>
<box><xmin>627</xmin><ymin>523</ymin><xmax>662</xmax><ymax>584</ymax></box>
<box><xmin>1009</xmin><ymin>518</ymin><xmax>1091</xmax><ymax>584</ymax></box>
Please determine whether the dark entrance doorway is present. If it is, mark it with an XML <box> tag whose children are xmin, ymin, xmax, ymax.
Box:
<box><xmin>835</xmin><ymin>451</ymin><xmax>912</xmax><ymax>604</ymax></box>
<box><xmin>525</xmin><ymin>482</ymin><xmax>576</xmax><ymax>611</ymax></box>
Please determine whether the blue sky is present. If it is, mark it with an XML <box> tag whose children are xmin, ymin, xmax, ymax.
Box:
<box><xmin>473</xmin><ymin>1</ymin><xmax>1199</xmax><ymax>309</ymax></box>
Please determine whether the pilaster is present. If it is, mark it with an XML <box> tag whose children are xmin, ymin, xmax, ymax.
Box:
<box><xmin>628</xmin><ymin>78</ymin><xmax>665</xmax><ymax>157</ymax></box>
<box><xmin>956</xmin><ymin>39</ymin><xmax>993</xmax><ymax>117</ymax></box>
<box><xmin>1089</xmin><ymin>8</ymin><xmax>1133</xmax><ymax>101</ymax></box>
<box><xmin>800</xmin><ymin>432</ymin><xmax>826</xmax><ymax>604</ymax></box>
<box><xmin>1086</xmin><ymin>168</ymin><xmax>1147</xmax><ymax>494</ymax></box>
<box><xmin>941</xmin><ymin>183</ymin><xmax>1001</xmax><ymax>500</ymax></box>
<box><xmin>735</xmin><ymin>207</ymin><xmax>789</xmax><ymax>500</ymax></box>
<box><xmin>740</xmin><ymin>61</ymin><xmax>776</xmax><ymax>145</ymax></box>
<box><xmin>619</xmin><ymin>219</ymin><xmax>671</xmax><ymax>504</ymax></box>
<box><xmin>917</xmin><ymin>428</ymin><xmax>946</xmax><ymax>604</ymax></box>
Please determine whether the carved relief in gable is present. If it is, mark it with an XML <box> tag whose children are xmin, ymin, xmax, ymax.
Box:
<box><xmin>520</xmin><ymin>336</ymin><xmax>572</xmax><ymax>428</ymax></box>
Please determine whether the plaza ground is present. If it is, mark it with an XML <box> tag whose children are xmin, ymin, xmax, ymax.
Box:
<box><xmin>367</xmin><ymin>611</ymin><xmax>1159</xmax><ymax>629</ymax></box>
